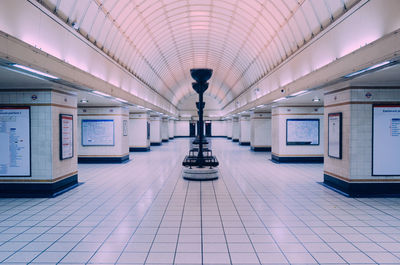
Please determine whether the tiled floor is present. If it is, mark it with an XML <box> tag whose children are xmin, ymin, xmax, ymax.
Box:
<box><xmin>1</xmin><ymin>138</ymin><xmax>400</xmax><ymax>264</ymax></box>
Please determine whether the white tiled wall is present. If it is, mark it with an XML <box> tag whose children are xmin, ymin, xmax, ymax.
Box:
<box><xmin>239</xmin><ymin>115</ymin><xmax>251</xmax><ymax>143</ymax></box>
<box><xmin>175</xmin><ymin>120</ymin><xmax>189</xmax><ymax>136</ymax></box>
<box><xmin>150</xmin><ymin>115</ymin><xmax>162</xmax><ymax>143</ymax></box>
<box><xmin>168</xmin><ymin>119</ymin><xmax>175</xmax><ymax>138</ymax></box>
<box><xmin>232</xmin><ymin>117</ymin><xmax>240</xmax><ymax>140</ymax></box>
<box><xmin>211</xmin><ymin>120</ymin><xmax>226</xmax><ymax>136</ymax></box>
<box><xmin>129</xmin><ymin>113</ymin><xmax>150</xmax><ymax>148</ymax></box>
<box><xmin>271</xmin><ymin>106</ymin><xmax>324</xmax><ymax>157</ymax></box>
<box><xmin>226</xmin><ymin>119</ymin><xmax>233</xmax><ymax>138</ymax></box>
<box><xmin>78</xmin><ymin>107</ymin><xmax>129</xmax><ymax>157</ymax></box>
<box><xmin>250</xmin><ymin>112</ymin><xmax>271</xmax><ymax>148</ymax></box>
<box><xmin>161</xmin><ymin>117</ymin><xmax>169</xmax><ymax>140</ymax></box>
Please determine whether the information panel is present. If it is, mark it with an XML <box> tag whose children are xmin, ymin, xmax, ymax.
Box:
<box><xmin>286</xmin><ymin>119</ymin><xmax>319</xmax><ymax>145</ymax></box>
<box><xmin>373</xmin><ymin>105</ymin><xmax>400</xmax><ymax>175</ymax></box>
<box><xmin>82</xmin><ymin>119</ymin><xmax>114</xmax><ymax>146</ymax></box>
<box><xmin>60</xmin><ymin>114</ymin><xmax>73</xmax><ymax>160</ymax></box>
<box><xmin>0</xmin><ymin>107</ymin><xmax>30</xmax><ymax>176</ymax></box>
<box><xmin>328</xmin><ymin>113</ymin><xmax>342</xmax><ymax>159</ymax></box>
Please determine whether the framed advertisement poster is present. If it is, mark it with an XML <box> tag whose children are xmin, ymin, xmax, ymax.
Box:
<box><xmin>0</xmin><ymin>106</ymin><xmax>31</xmax><ymax>176</ymax></box>
<box><xmin>286</xmin><ymin>119</ymin><xmax>320</xmax><ymax>145</ymax></box>
<box><xmin>372</xmin><ymin>105</ymin><xmax>400</xmax><ymax>175</ymax></box>
<box><xmin>60</xmin><ymin>114</ymin><xmax>73</xmax><ymax>160</ymax></box>
<box><xmin>328</xmin><ymin>113</ymin><xmax>342</xmax><ymax>159</ymax></box>
<box><xmin>82</xmin><ymin>119</ymin><xmax>114</xmax><ymax>146</ymax></box>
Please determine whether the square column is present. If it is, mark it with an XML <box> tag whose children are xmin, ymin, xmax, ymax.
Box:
<box><xmin>168</xmin><ymin>118</ymin><xmax>175</xmax><ymax>139</ymax></box>
<box><xmin>232</xmin><ymin>116</ymin><xmax>240</xmax><ymax>142</ymax></box>
<box><xmin>271</xmin><ymin>106</ymin><xmax>324</xmax><ymax>163</ymax></box>
<box><xmin>323</xmin><ymin>86</ymin><xmax>400</xmax><ymax>196</ymax></box>
<box><xmin>78</xmin><ymin>107</ymin><xmax>129</xmax><ymax>163</ymax></box>
<box><xmin>250</xmin><ymin>112</ymin><xmax>271</xmax><ymax>151</ymax></box>
<box><xmin>161</xmin><ymin>117</ymin><xmax>169</xmax><ymax>142</ymax></box>
<box><xmin>0</xmin><ymin>89</ymin><xmax>78</xmax><ymax>197</ymax></box>
<box><xmin>239</xmin><ymin>114</ymin><xmax>251</xmax><ymax>145</ymax></box>
<box><xmin>226</xmin><ymin>119</ymin><xmax>233</xmax><ymax>139</ymax></box>
<box><xmin>150</xmin><ymin>115</ymin><xmax>162</xmax><ymax>145</ymax></box>
<box><xmin>129</xmin><ymin>112</ymin><xmax>150</xmax><ymax>151</ymax></box>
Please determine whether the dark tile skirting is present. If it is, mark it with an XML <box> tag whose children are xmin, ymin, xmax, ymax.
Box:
<box><xmin>232</xmin><ymin>139</ymin><xmax>239</xmax><ymax>142</ymax></box>
<box><xmin>251</xmin><ymin>146</ymin><xmax>271</xmax><ymax>152</ymax></box>
<box><xmin>324</xmin><ymin>174</ymin><xmax>400</xmax><ymax>197</ymax></box>
<box><xmin>239</xmin><ymin>142</ymin><xmax>250</xmax><ymax>146</ymax></box>
<box><xmin>0</xmin><ymin>174</ymin><xmax>78</xmax><ymax>198</ymax></box>
<box><xmin>162</xmin><ymin>139</ymin><xmax>169</xmax><ymax>142</ymax></box>
<box><xmin>130</xmin><ymin>147</ymin><xmax>150</xmax><ymax>152</ymax></box>
<box><xmin>150</xmin><ymin>142</ymin><xmax>162</xmax><ymax>146</ymax></box>
<box><xmin>78</xmin><ymin>155</ymin><xmax>130</xmax><ymax>163</ymax></box>
<box><xmin>271</xmin><ymin>154</ymin><xmax>323</xmax><ymax>163</ymax></box>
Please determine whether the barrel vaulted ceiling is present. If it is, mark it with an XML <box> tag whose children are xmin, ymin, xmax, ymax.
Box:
<box><xmin>39</xmin><ymin>0</ymin><xmax>359</xmax><ymax>110</ymax></box>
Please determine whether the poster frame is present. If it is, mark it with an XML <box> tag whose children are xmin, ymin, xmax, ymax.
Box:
<box><xmin>59</xmin><ymin>114</ymin><xmax>74</xmax><ymax>160</ymax></box>
<box><xmin>328</xmin><ymin>112</ymin><xmax>342</xmax><ymax>159</ymax></box>
<box><xmin>0</xmin><ymin>106</ymin><xmax>31</xmax><ymax>177</ymax></box>
<box><xmin>372</xmin><ymin>104</ymin><xmax>400</xmax><ymax>176</ymax></box>
<box><xmin>286</xmin><ymin>118</ymin><xmax>320</xmax><ymax>146</ymax></box>
<box><xmin>81</xmin><ymin>119</ymin><xmax>115</xmax><ymax>146</ymax></box>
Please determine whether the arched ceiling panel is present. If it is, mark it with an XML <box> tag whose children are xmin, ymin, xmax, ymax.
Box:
<box><xmin>40</xmin><ymin>0</ymin><xmax>358</xmax><ymax>110</ymax></box>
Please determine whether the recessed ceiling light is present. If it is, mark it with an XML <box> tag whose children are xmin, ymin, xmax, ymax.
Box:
<box><xmin>12</xmin><ymin>64</ymin><xmax>59</xmax><ymax>79</ymax></box>
<box><xmin>80</xmin><ymin>99</ymin><xmax>88</xmax><ymax>103</ymax></box>
<box><xmin>312</xmin><ymin>97</ymin><xmax>321</xmax><ymax>102</ymax></box>
<box><xmin>92</xmin><ymin>91</ymin><xmax>111</xmax><ymax>97</ymax></box>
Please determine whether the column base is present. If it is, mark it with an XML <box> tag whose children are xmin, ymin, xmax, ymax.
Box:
<box><xmin>182</xmin><ymin>167</ymin><xmax>219</xmax><ymax>181</ymax></box>
<box><xmin>0</xmin><ymin>174</ymin><xmax>78</xmax><ymax>198</ymax></box>
<box><xmin>130</xmin><ymin>147</ymin><xmax>150</xmax><ymax>152</ymax></box>
<box><xmin>239</xmin><ymin>142</ymin><xmax>250</xmax><ymax>146</ymax></box>
<box><xmin>150</xmin><ymin>142</ymin><xmax>162</xmax><ymax>146</ymax></box>
<box><xmin>251</xmin><ymin>146</ymin><xmax>271</xmax><ymax>151</ymax></box>
<box><xmin>323</xmin><ymin>174</ymin><xmax>400</xmax><ymax>197</ymax></box>
<box><xmin>78</xmin><ymin>155</ymin><xmax>130</xmax><ymax>163</ymax></box>
<box><xmin>271</xmin><ymin>153</ymin><xmax>323</xmax><ymax>163</ymax></box>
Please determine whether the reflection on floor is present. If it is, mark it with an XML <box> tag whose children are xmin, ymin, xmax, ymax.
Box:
<box><xmin>1</xmin><ymin>138</ymin><xmax>400</xmax><ymax>264</ymax></box>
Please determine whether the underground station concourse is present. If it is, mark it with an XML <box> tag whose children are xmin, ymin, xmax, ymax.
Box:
<box><xmin>0</xmin><ymin>0</ymin><xmax>400</xmax><ymax>264</ymax></box>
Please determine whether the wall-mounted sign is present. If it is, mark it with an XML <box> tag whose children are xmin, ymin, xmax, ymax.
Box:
<box><xmin>328</xmin><ymin>113</ymin><xmax>342</xmax><ymax>159</ymax></box>
<box><xmin>123</xmin><ymin>120</ymin><xmax>128</xmax><ymax>136</ymax></box>
<box><xmin>0</xmin><ymin>107</ymin><xmax>31</xmax><ymax>176</ymax></box>
<box><xmin>82</xmin><ymin>119</ymin><xmax>114</xmax><ymax>146</ymax></box>
<box><xmin>60</xmin><ymin>114</ymin><xmax>73</xmax><ymax>160</ymax></box>
<box><xmin>286</xmin><ymin>119</ymin><xmax>320</xmax><ymax>145</ymax></box>
<box><xmin>373</xmin><ymin>105</ymin><xmax>400</xmax><ymax>175</ymax></box>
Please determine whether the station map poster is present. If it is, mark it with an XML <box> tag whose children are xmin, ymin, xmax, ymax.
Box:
<box><xmin>82</xmin><ymin>119</ymin><xmax>114</xmax><ymax>146</ymax></box>
<box><xmin>286</xmin><ymin>119</ymin><xmax>319</xmax><ymax>145</ymax></box>
<box><xmin>373</xmin><ymin>105</ymin><xmax>400</xmax><ymax>175</ymax></box>
<box><xmin>60</xmin><ymin>114</ymin><xmax>73</xmax><ymax>160</ymax></box>
<box><xmin>328</xmin><ymin>113</ymin><xmax>342</xmax><ymax>159</ymax></box>
<box><xmin>0</xmin><ymin>107</ymin><xmax>30</xmax><ymax>176</ymax></box>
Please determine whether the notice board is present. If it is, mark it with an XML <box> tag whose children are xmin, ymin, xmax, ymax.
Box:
<box><xmin>373</xmin><ymin>105</ymin><xmax>400</xmax><ymax>175</ymax></box>
<box><xmin>286</xmin><ymin>119</ymin><xmax>320</xmax><ymax>145</ymax></box>
<box><xmin>60</xmin><ymin>114</ymin><xmax>73</xmax><ymax>160</ymax></box>
<box><xmin>328</xmin><ymin>113</ymin><xmax>342</xmax><ymax>159</ymax></box>
<box><xmin>0</xmin><ymin>107</ymin><xmax>31</xmax><ymax>176</ymax></box>
<box><xmin>82</xmin><ymin>119</ymin><xmax>114</xmax><ymax>146</ymax></box>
